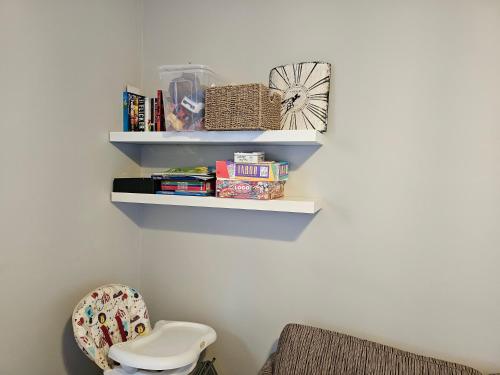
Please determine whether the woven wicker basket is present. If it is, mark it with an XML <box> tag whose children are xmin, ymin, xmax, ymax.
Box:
<box><xmin>205</xmin><ymin>83</ymin><xmax>281</xmax><ymax>131</ymax></box>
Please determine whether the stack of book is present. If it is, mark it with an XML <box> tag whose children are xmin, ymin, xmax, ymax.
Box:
<box><xmin>123</xmin><ymin>85</ymin><xmax>165</xmax><ymax>131</ymax></box>
<box><xmin>215</xmin><ymin>152</ymin><xmax>289</xmax><ymax>200</ymax></box>
<box><xmin>151</xmin><ymin>167</ymin><xmax>215</xmax><ymax>196</ymax></box>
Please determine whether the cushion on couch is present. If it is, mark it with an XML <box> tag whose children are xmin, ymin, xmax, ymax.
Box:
<box><xmin>271</xmin><ymin>323</ymin><xmax>482</xmax><ymax>375</ymax></box>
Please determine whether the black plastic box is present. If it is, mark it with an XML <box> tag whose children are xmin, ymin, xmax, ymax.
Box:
<box><xmin>113</xmin><ymin>178</ymin><xmax>159</xmax><ymax>194</ymax></box>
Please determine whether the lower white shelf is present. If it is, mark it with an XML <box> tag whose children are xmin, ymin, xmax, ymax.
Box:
<box><xmin>111</xmin><ymin>193</ymin><xmax>321</xmax><ymax>214</ymax></box>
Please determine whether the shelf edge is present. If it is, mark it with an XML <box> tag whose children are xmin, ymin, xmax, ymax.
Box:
<box><xmin>111</xmin><ymin>192</ymin><xmax>321</xmax><ymax>214</ymax></box>
<box><xmin>109</xmin><ymin>130</ymin><xmax>324</xmax><ymax>146</ymax></box>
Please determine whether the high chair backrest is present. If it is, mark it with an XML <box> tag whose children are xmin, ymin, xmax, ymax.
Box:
<box><xmin>72</xmin><ymin>284</ymin><xmax>151</xmax><ymax>370</ymax></box>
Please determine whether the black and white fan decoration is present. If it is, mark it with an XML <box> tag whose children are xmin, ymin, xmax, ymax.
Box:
<box><xmin>269</xmin><ymin>61</ymin><xmax>331</xmax><ymax>132</ymax></box>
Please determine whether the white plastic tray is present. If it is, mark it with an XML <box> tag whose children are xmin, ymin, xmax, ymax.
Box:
<box><xmin>108</xmin><ymin>321</ymin><xmax>217</xmax><ymax>371</ymax></box>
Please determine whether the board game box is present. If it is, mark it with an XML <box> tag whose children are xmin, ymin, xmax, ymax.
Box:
<box><xmin>234</xmin><ymin>152</ymin><xmax>265</xmax><ymax>163</ymax></box>
<box><xmin>216</xmin><ymin>160</ymin><xmax>288</xmax><ymax>182</ymax></box>
<box><xmin>216</xmin><ymin>179</ymin><xmax>285</xmax><ymax>200</ymax></box>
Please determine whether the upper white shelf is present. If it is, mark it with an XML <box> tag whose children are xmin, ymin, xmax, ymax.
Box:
<box><xmin>109</xmin><ymin>130</ymin><xmax>324</xmax><ymax>146</ymax></box>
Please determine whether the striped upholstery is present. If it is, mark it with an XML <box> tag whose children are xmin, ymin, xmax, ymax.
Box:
<box><xmin>259</xmin><ymin>324</ymin><xmax>483</xmax><ymax>375</ymax></box>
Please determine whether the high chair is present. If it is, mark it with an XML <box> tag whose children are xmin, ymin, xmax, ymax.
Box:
<box><xmin>72</xmin><ymin>284</ymin><xmax>216</xmax><ymax>375</ymax></box>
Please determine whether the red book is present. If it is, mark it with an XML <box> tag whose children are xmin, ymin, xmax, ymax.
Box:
<box><xmin>161</xmin><ymin>181</ymin><xmax>212</xmax><ymax>192</ymax></box>
<box><xmin>155</xmin><ymin>90</ymin><xmax>165</xmax><ymax>131</ymax></box>
<box><xmin>161</xmin><ymin>185</ymin><xmax>211</xmax><ymax>192</ymax></box>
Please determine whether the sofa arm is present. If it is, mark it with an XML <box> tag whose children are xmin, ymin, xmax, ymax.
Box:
<box><xmin>258</xmin><ymin>352</ymin><xmax>276</xmax><ymax>375</ymax></box>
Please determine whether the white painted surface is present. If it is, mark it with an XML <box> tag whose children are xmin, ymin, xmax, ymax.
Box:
<box><xmin>112</xmin><ymin>193</ymin><xmax>321</xmax><ymax>214</ymax></box>
<box><xmin>140</xmin><ymin>1</ymin><xmax>500</xmax><ymax>374</ymax></box>
<box><xmin>2</xmin><ymin>2</ymin><xmax>500</xmax><ymax>375</ymax></box>
<box><xmin>110</xmin><ymin>130</ymin><xmax>324</xmax><ymax>145</ymax></box>
<box><xmin>109</xmin><ymin>320</ymin><xmax>216</xmax><ymax>372</ymax></box>
<box><xmin>0</xmin><ymin>1</ymin><xmax>143</xmax><ymax>374</ymax></box>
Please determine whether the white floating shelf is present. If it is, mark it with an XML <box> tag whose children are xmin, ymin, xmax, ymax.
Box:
<box><xmin>109</xmin><ymin>130</ymin><xmax>324</xmax><ymax>146</ymax></box>
<box><xmin>112</xmin><ymin>193</ymin><xmax>321</xmax><ymax>214</ymax></box>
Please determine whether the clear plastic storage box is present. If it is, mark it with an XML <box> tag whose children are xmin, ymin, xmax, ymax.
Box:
<box><xmin>159</xmin><ymin>64</ymin><xmax>221</xmax><ymax>131</ymax></box>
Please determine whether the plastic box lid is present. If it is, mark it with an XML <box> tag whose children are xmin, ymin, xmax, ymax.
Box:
<box><xmin>159</xmin><ymin>64</ymin><xmax>217</xmax><ymax>75</ymax></box>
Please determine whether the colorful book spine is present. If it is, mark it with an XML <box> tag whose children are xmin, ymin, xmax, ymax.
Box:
<box><xmin>161</xmin><ymin>185</ymin><xmax>212</xmax><ymax>192</ymax></box>
<box><xmin>123</xmin><ymin>86</ymin><xmax>146</xmax><ymax>132</ymax></box>
<box><xmin>144</xmin><ymin>98</ymin><xmax>150</xmax><ymax>132</ymax></box>
<box><xmin>123</xmin><ymin>92</ymin><xmax>146</xmax><ymax>132</ymax></box>
<box><xmin>155</xmin><ymin>93</ymin><xmax>159</xmax><ymax>131</ymax></box>
<box><xmin>150</xmin><ymin>98</ymin><xmax>156</xmax><ymax>131</ymax></box>
<box><xmin>156</xmin><ymin>90</ymin><xmax>165</xmax><ymax>131</ymax></box>
<box><xmin>129</xmin><ymin>94</ymin><xmax>138</xmax><ymax>131</ymax></box>
<box><xmin>161</xmin><ymin>180</ymin><xmax>210</xmax><ymax>187</ymax></box>
<box><xmin>160</xmin><ymin>181</ymin><xmax>213</xmax><ymax>192</ymax></box>
<box><xmin>156</xmin><ymin>191</ymin><xmax>214</xmax><ymax>196</ymax></box>
<box><xmin>160</xmin><ymin>91</ymin><xmax>165</xmax><ymax>131</ymax></box>
<box><xmin>138</xmin><ymin>96</ymin><xmax>146</xmax><ymax>131</ymax></box>
<box><xmin>122</xmin><ymin>91</ymin><xmax>129</xmax><ymax>131</ymax></box>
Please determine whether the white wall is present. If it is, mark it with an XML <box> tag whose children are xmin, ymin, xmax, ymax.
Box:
<box><xmin>0</xmin><ymin>1</ymin><xmax>143</xmax><ymax>374</ymax></box>
<box><xmin>140</xmin><ymin>1</ymin><xmax>500</xmax><ymax>374</ymax></box>
<box><xmin>1</xmin><ymin>1</ymin><xmax>499</xmax><ymax>374</ymax></box>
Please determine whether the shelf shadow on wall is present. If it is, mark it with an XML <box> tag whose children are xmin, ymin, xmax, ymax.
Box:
<box><xmin>134</xmin><ymin>205</ymin><xmax>317</xmax><ymax>242</ymax></box>
<box><xmin>111</xmin><ymin>142</ymin><xmax>142</xmax><ymax>165</ymax></box>
<box><xmin>140</xmin><ymin>143</ymin><xmax>322</xmax><ymax>171</ymax></box>
<box><xmin>113</xmin><ymin>201</ymin><xmax>145</xmax><ymax>227</ymax></box>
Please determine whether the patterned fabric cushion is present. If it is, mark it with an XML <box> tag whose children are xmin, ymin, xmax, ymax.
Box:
<box><xmin>272</xmin><ymin>324</ymin><xmax>482</xmax><ymax>375</ymax></box>
<box><xmin>72</xmin><ymin>284</ymin><xmax>151</xmax><ymax>370</ymax></box>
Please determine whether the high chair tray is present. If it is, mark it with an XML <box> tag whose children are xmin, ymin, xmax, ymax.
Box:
<box><xmin>108</xmin><ymin>321</ymin><xmax>217</xmax><ymax>370</ymax></box>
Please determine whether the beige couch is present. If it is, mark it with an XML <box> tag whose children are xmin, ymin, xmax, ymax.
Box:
<box><xmin>259</xmin><ymin>323</ymin><xmax>491</xmax><ymax>375</ymax></box>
